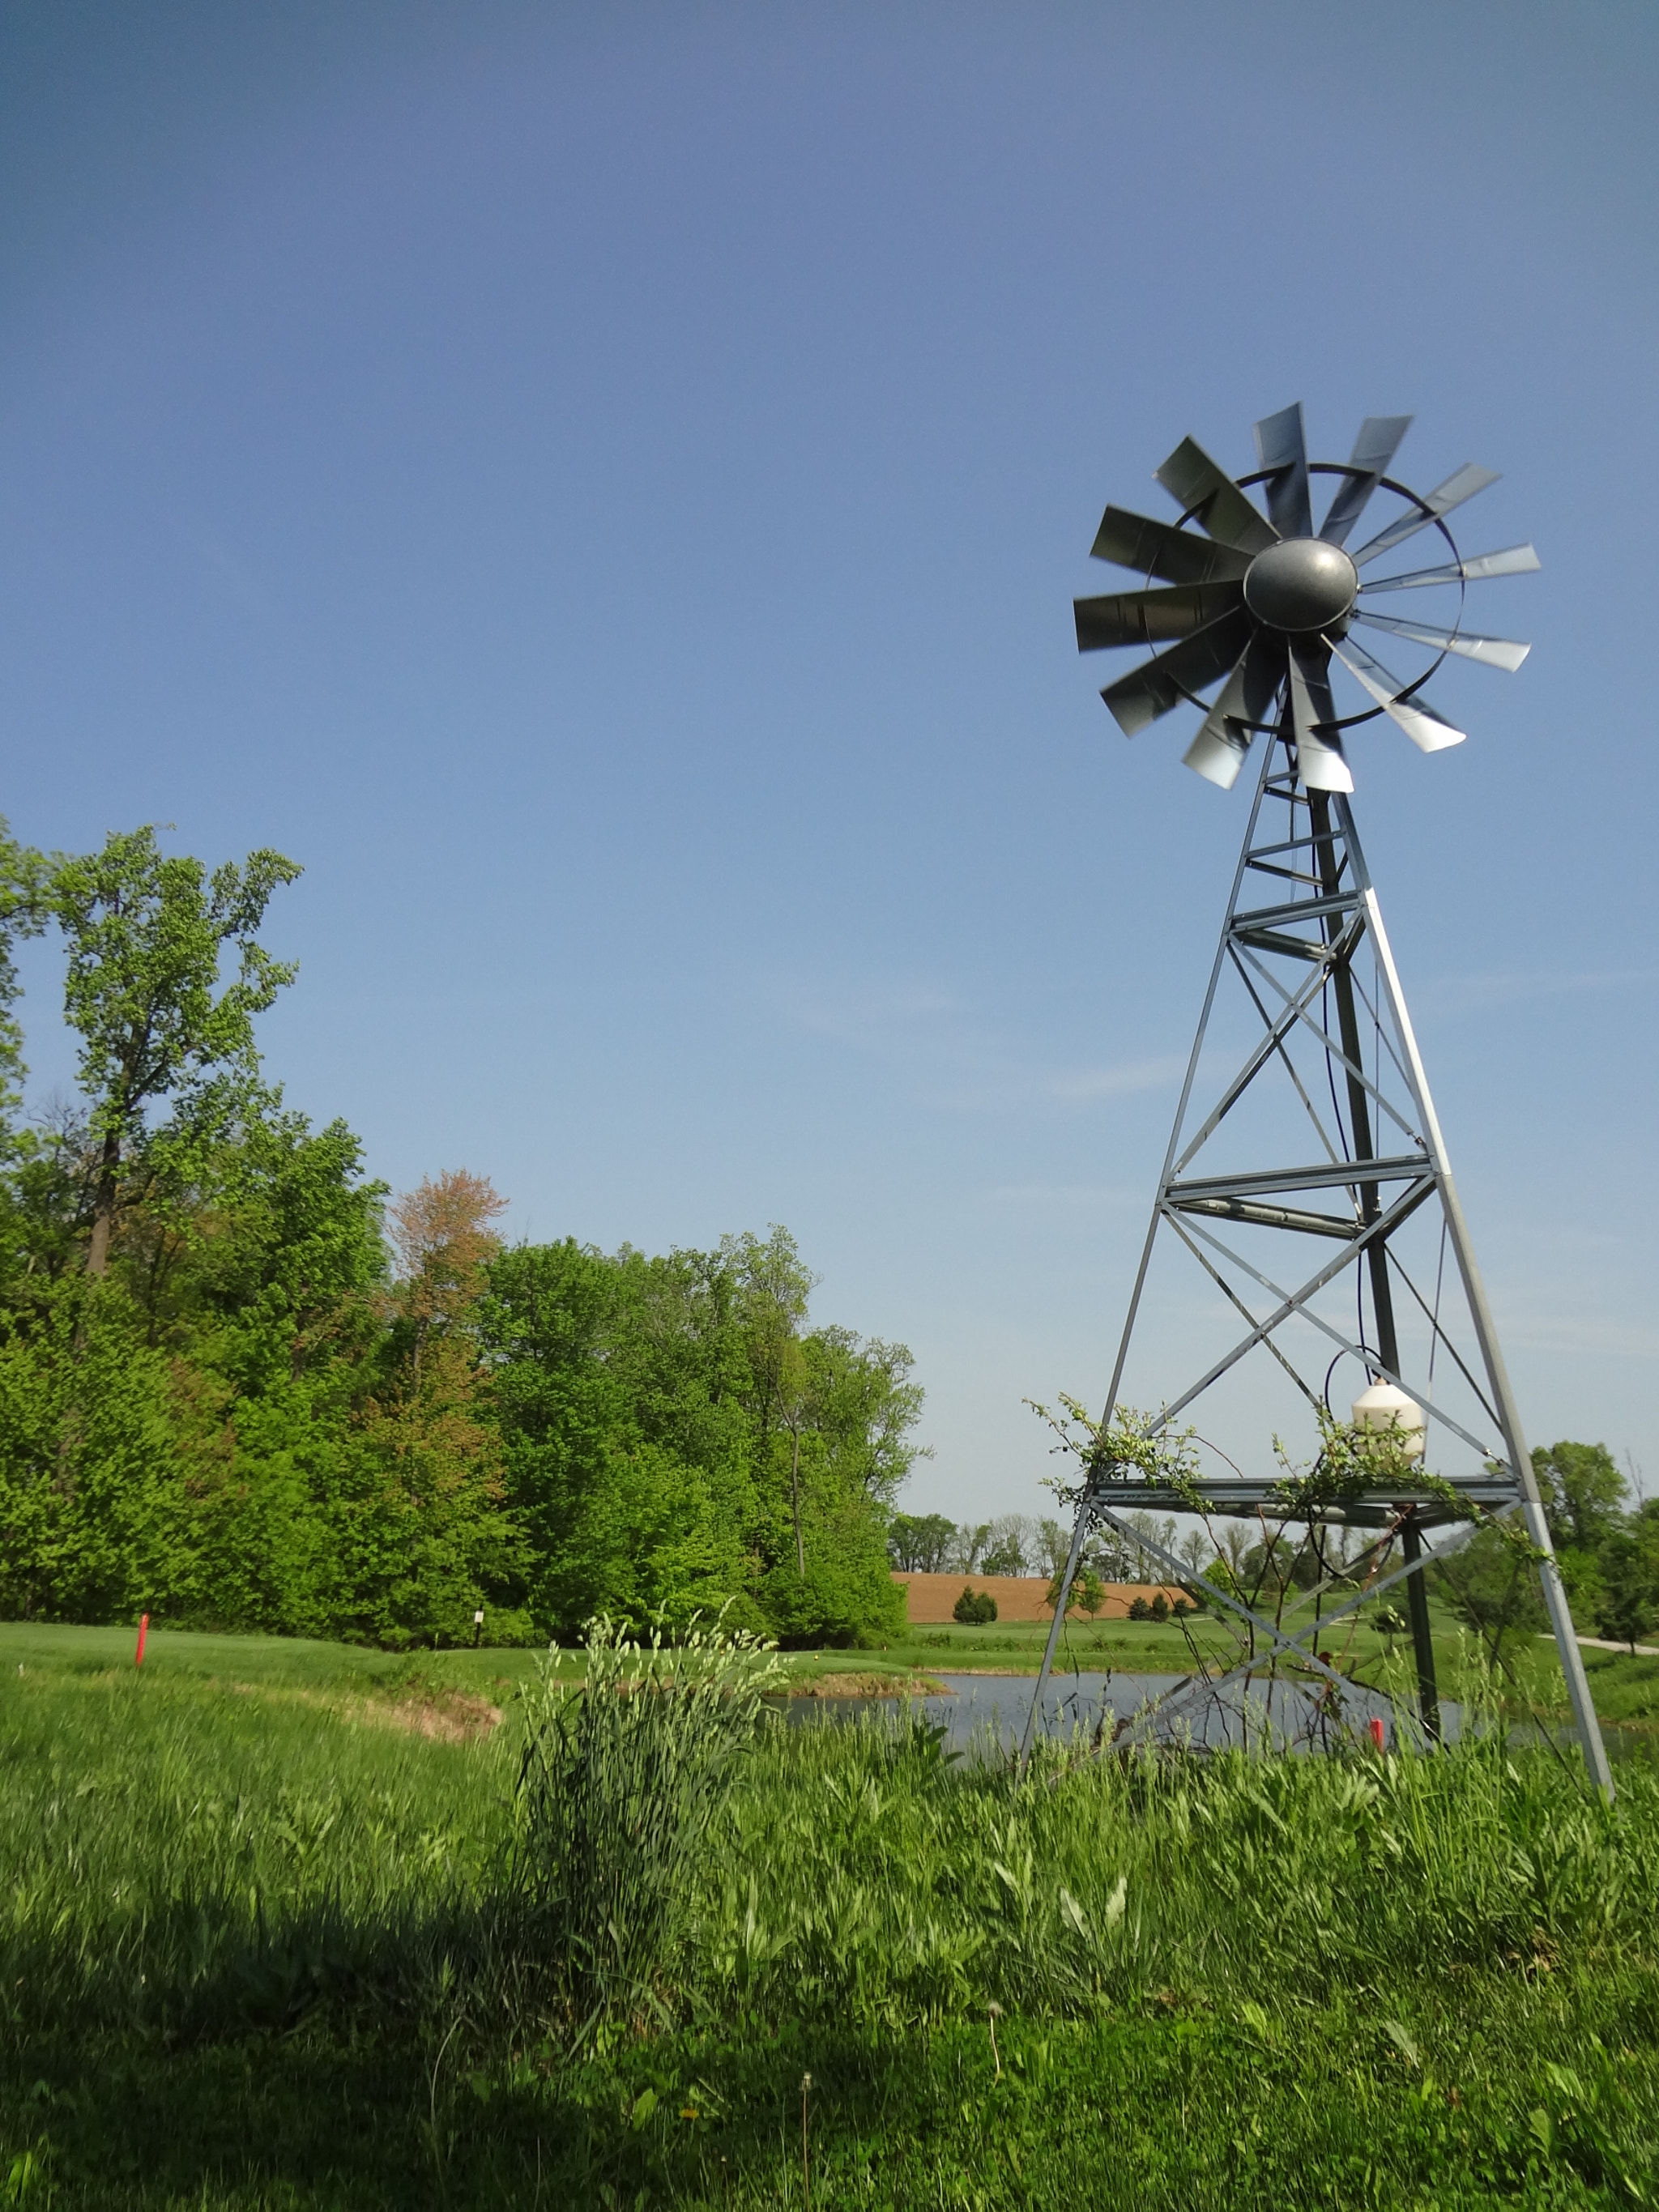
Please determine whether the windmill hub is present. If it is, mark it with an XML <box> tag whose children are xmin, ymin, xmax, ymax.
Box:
<box><xmin>1243</xmin><ymin>538</ymin><xmax>1358</xmax><ymax>633</ymax></box>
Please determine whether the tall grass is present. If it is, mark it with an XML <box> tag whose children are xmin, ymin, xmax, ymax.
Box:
<box><xmin>514</xmin><ymin>1614</ymin><xmax>785</xmax><ymax>2022</ymax></box>
<box><xmin>0</xmin><ymin>1669</ymin><xmax>512</xmax><ymax>2042</ymax></box>
<box><xmin>2</xmin><ymin>1641</ymin><xmax>1654</xmax><ymax>2049</ymax></box>
<box><xmin>3</xmin><ymin>1631</ymin><xmax>1659</xmax><ymax>2204</ymax></box>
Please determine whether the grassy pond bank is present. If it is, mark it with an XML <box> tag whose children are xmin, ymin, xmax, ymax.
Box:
<box><xmin>2</xmin><ymin>1619</ymin><xmax>1659</xmax><ymax>2207</ymax></box>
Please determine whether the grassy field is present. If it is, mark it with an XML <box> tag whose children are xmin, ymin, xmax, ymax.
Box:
<box><xmin>3</xmin><ymin>1621</ymin><xmax>1659</xmax><ymax>2207</ymax></box>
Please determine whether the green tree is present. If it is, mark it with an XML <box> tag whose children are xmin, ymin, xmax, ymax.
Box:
<box><xmin>481</xmin><ymin>1238</ymin><xmax>760</xmax><ymax>1636</ymax></box>
<box><xmin>1044</xmin><ymin>1565</ymin><xmax>1105</xmax><ymax>1620</ymax></box>
<box><xmin>1596</xmin><ymin>1511</ymin><xmax>1659</xmax><ymax>1655</ymax></box>
<box><xmin>723</xmin><ymin>1225</ymin><xmax>817</xmax><ymax>1576</ymax></box>
<box><xmin>0</xmin><ymin>1276</ymin><xmax>190</xmax><ymax>1622</ymax></box>
<box><xmin>888</xmin><ymin>1511</ymin><xmax>957</xmax><ymax>1571</ymax></box>
<box><xmin>1436</xmin><ymin>1521</ymin><xmax>1548</xmax><ymax>1673</ymax></box>
<box><xmin>1533</xmin><ymin>1440</ymin><xmax>1627</xmax><ymax>1550</ymax></box>
<box><xmin>51</xmin><ymin>829</ymin><xmax>301</xmax><ymax>1274</ymax></box>
<box><xmin>0</xmin><ymin>824</ymin><xmax>50</xmax><ymax>1151</ymax></box>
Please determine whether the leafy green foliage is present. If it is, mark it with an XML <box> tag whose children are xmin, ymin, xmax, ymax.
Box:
<box><xmin>888</xmin><ymin>1509</ymin><xmax>957</xmax><ymax>1571</ymax></box>
<box><xmin>481</xmin><ymin>1236</ymin><xmax>907</xmax><ymax>1647</ymax></box>
<box><xmin>50</xmin><ymin>827</ymin><xmax>302</xmax><ymax>1273</ymax></box>
<box><xmin>953</xmin><ymin>1584</ymin><xmax>998</xmax><ymax>1624</ymax></box>
<box><xmin>0</xmin><ymin>819</ymin><xmax>921</xmax><ymax>1649</ymax></box>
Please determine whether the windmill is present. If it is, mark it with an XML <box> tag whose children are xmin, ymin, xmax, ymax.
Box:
<box><xmin>1023</xmin><ymin>405</ymin><xmax>1611</xmax><ymax>1795</ymax></box>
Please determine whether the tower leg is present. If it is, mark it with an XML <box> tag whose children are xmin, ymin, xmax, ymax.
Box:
<box><xmin>1017</xmin><ymin>1507</ymin><xmax>1090</xmax><ymax>1777</ymax></box>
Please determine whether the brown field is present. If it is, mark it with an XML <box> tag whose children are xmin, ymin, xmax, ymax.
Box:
<box><xmin>891</xmin><ymin>1572</ymin><xmax>1186</xmax><ymax>1624</ymax></box>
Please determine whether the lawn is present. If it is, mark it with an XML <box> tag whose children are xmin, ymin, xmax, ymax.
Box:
<box><xmin>2</xmin><ymin>1620</ymin><xmax>1658</xmax><ymax>2207</ymax></box>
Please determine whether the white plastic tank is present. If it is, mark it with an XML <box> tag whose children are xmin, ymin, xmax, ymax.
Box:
<box><xmin>1351</xmin><ymin>1379</ymin><xmax>1426</xmax><ymax>1461</ymax></box>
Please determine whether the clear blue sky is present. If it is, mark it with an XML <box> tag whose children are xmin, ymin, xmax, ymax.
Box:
<box><xmin>2</xmin><ymin>0</ymin><xmax>1656</xmax><ymax>1520</ymax></box>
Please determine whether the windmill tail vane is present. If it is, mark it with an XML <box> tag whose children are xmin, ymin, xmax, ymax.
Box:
<box><xmin>1021</xmin><ymin>407</ymin><xmax>1610</xmax><ymax>1796</ymax></box>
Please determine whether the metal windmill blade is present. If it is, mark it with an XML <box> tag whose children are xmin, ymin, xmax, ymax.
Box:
<box><xmin>1031</xmin><ymin>409</ymin><xmax>1611</xmax><ymax>1801</ymax></box>
<box><xmin>1074</xmin><ymin>404</ymin><xmax>1537</xmax><ymax>791</ymax></box>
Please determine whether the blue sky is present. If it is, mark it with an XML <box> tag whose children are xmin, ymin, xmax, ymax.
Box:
<box><xmin>2</xmin><ymin>0</ymin><xmax>1656</xmax><ymax>1519</ymax></box>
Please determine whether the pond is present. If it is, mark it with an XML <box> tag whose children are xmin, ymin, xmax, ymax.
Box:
<box><xmin>774</xmin><ymin>1670</ymin><xmax>1657</xmax><ymax>1766</ymax></box>
<box><xmin>776</xmin><ymin>1669</ymin><xmax>1452</xmax><ymax>1758</ymax></box>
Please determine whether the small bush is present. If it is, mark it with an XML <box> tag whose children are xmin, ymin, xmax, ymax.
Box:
<box><xmin>516</xmin><ymin>1613</ymin><xmax>785</xmax><ymax>2018</ymax></box>
<box><xmin>953</xmin><ymin>1586</ymin><xmax>998</xmax><ymax>1625</ymax></box>
<box><xmin>1128</xmin><ymin>1596</ymin><xmax>1152</xmax><ymax>1622</ymax></box>
<box><xmin>1149</xmin><ymin>1592</ymin><xmax>1170</xmax><ymax>1623</ymax></box>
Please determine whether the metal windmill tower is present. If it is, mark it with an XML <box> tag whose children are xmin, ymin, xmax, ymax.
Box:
<box><xmin>1023</xmin><ymin>404</ymin><xmax>1611</xmax><ymax>1796</ymax></box>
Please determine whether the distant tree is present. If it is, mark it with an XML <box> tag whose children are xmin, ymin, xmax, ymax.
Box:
<box><xmin>52</xmin><ymin>829</ymin><xmax>301</xmax><ymax>1276</ymax></box>
<box><xmin>1533</xmin><ymin>1441</ymin><xmax>1627</xmax><ymax>1552</ymax></box>
<box><xmin>887</xmin><ymin>1511</ymin><xmax>957</xmax><ymax>1573</ymax></box>
<box><xmin>1128</xmin><ymin>1596</ymin><xmax>1152</xmax><ymax>1622</ymax></box>
<box><xmin>1034</xmin><ymin>1516</ymin><xmax>1073</xmax><ymax>1577</ymax></box>
<box><xmin>953</xmin><ymin>1585</ymin><xmax>997</xmax><ymax>1625</ymax></box>
<box><xmin>802</xmin><ymin>1328</ymin><xmax>928</xmax><ymax>1507</ymax></box>
<box><xmin>1436</xmin><ymin>1522</ymin><xmax>1548</xmax><ymax>1673</ymax></box>
<box><xmin>1045</xmin><ymin>1565</ymin><xmax>1105</xmax><ymax>1620</ymax></box>
<box><xmin>949</xmin><ymin>1521</ymin><xmax>992</xmax><ymax>1574</ymax></box>
<box><xmin>0</xmin><ymin>823</ymin><xmax>49</xmax><ymax>1153</ymax></box>
<box><xmin>388</xmin><ymin>1169</ymin><xmax>508</xmax><ymax>1380</ymax></box>
<box><xmin>1596</xmin><ymin>1513</ymin><xmax>1659</xmax><ymax>1655</ymax></box>
<box><xmin>979</xmin><ymin>1512</ymin><xmax>1037</xmax><ymax>1576</ymax></box>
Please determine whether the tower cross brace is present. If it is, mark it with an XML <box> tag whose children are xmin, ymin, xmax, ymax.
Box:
<box><xmin>1021</xmin><ymin>727</ymin><xmax>1612</xmax><ymax>1795</ymax></box>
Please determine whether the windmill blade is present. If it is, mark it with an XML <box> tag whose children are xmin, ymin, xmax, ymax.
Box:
<box><xmin>1328</xmin><ymin>634</ymin><xmax>1466</xmax><ymax>753</ymax></box>
<box><xmin>1090</xmin><ymin>505</ymin><xmax>1253</xmax><ymax>585</ymax></box>
<box><xmin>1253</xmin><ymin>403</ymin><xmax>1312</xmax><ymax>539</ymax></box>
<box><xmin>1075</xmin><ymin>581</ymin><xmax>1245</xmax><ymax>653</ymax></box>
<box><xmin>1100</xmin><ymin>607</ymin><xmax>1255</xmax><ymax>737</ymax></box>
<box><xmin>1354</xmin><ymin>608</ymin><xmax>1530</xmax><ymax>671</ymax></box>
<box><xmin>1350</xmin><ymin>462</ymin><xmax>1500</xmax><ymax>568</ymax></box>
<box><xmin>1318</xmin><ymin>416</ymin><xmax>1413</xmax><ymax>547</ymax></box>
<box><xmin>1359</xmin><ymin>543</ymin><xmax>1542</xmax><ymax>593</ymax></box>
<box><xmin>1154</xmin><ymin>437</ymin><xmax>1279</xmax><ymax>555</ymax></box>
<box><xmin>1183</xmin><ymin>633</ymin><xmax>1286</xmax><ymax>789</ymax></box>
<box><xmin>1286</xmin><ymin>638</ymin><xmax>1352</xmax><ymax>791</ymax></box>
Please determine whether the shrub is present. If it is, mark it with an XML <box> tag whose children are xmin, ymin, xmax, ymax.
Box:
<box><xmin>1128</xmin><ymin>1596</ymin><xmax>1152</xmax><ymax>1622</ymax></box>
<box><xmin>515</xmin><ymin>1612</ymin><xmax>785</xmax><ymax>2018</ymax></box>
<box><xmin>953</xmin><ymin>1586</ymin><xmax>998</xmax><ymax>1625</ymax></box>
<box><xmin>1149</xmin><ymin>1592</ymin><xmax>1170</xmax><ymax>1623</ymax></box>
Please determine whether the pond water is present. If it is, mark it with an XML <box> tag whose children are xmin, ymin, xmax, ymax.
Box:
<box><xmin>774</xmin><ymin>1671</ymin><xmax>1656</xmax><ymax>1765</ymax></box>
<box><xmin>775</xmin><ymin>1669</ymin><xmax>1456</xmax><ymax>1758</ymax></box>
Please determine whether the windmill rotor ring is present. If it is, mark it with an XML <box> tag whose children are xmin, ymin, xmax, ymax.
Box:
<box><xmin>1074</xmin><ymin>407</ymin><xmax>1536</xmax><ymax>789</ymax></box>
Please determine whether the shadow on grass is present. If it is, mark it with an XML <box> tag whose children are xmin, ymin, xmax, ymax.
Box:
<box><xmin>8</xmin><ymin>1997</ymin><xmax>1658</xmax><ymax>2210</ymax></box>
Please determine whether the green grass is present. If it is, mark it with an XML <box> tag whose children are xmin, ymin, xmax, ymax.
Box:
<box><xmin>3</xmin><ymin>1621</ymin><xmax>1659</xmax><ymax>2207</ymax></box>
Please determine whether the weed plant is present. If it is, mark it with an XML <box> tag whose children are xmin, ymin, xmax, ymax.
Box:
<box><xmin>514</xmin><ymin>1614</ymin><xmax>786</xmax><ymax>2023</ymax></box>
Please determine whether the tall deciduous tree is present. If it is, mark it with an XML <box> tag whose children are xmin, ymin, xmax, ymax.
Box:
<box><xmin>52</xmin><ymin>829</ymin><xmax>301</xmax><ymax>1275</ymax></box>
<box><xmin>723</xmin><ymin>1225</ymin><xmax>817</xmax><ymax>1576</ymax></box>
<box><xmin>388</xmin><ymin>1168</ymin><xmax>508</xmax><ymax>1379</ymax></box>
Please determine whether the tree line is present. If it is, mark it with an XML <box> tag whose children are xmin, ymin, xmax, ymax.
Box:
<box><xmin>0</xmin><ymin>825</ymin><xmax>924</xmax><ymax>1647</ymax></box>
<box><xmin>887</xmin><ymin>1507</ymin><xmax>1196</xmax><ymax>1583</ymax></box>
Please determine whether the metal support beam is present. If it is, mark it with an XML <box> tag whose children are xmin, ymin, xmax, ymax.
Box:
<box><xmin>1021</xmin><ymin>729</ymin><xmax>1613</xmax><ymax>1797</ymax></box>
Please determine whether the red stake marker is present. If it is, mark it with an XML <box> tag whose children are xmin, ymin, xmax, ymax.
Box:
<box><xmin>134</xmin><ymin>1613</ymin><xmax>149</xmax><ymax>1668</ymax></box>
<box><xmin>1369</xmin><ymin>1715</ymin><xmax>1385</xmax><ymax>1750</ymax></box>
